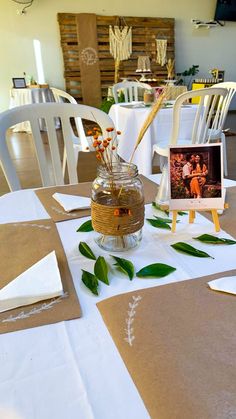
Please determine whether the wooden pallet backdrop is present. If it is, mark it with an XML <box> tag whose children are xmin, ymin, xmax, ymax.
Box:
<box><xmin>58</xmin><ymin>13</ymin><xmax>175</xmax><ymax>105</ymax></box>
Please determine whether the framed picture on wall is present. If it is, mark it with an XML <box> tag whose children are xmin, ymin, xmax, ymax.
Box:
<box><xmin>168</xmin><ymin>143</ymin><xmax>224</xmax><ymax>211</ymax></box>
<box><xmin>218</xmin><ymin>70</ymin><xmax>225</xmax><ymax>82</ymax></box>
<box><xmin>12</xmin><ymin>78</ymin><xmax>27</xmax><ymax>88</ymax></box>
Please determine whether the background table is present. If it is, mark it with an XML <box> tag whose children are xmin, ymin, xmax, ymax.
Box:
<box><xmin>109</xmin><ymin>103</ymin><xmax>197</xmax><ymax>175</ymax></box>
<box><xmin>0</xmin><ymin>176</ymin><xmax>236</xmax><ymax>419</ymax></box>
<box><xmin>9</xmin><ymin>87</ymin><xmax>56</xmax><ymax>132</ymax></box>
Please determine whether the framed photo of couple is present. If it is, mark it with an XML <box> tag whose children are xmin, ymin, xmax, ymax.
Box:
<box><xmin>168</xmin><ymin>143</ymin><xmax>224</xmax><ymax>211</ymax></box>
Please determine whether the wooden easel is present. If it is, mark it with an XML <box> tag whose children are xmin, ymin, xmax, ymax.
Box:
<box><xmin>171</xmin><ymin>204</ymin><xmax>229</xmax><ymax>233</ymax></box>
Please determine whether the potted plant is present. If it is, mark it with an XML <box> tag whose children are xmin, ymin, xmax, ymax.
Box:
<box><xmin>176</xmin><ymin>65</ymin><xmax>199</xmax><ymax>89</ymax></box>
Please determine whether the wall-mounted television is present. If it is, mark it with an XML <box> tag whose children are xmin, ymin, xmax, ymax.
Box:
<box><xmin>215</xmin><ymin>0</ymin><xmax>236</xmax><ymax>21</ymax></box>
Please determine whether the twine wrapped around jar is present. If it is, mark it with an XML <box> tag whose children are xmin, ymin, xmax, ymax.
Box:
<box><xmin>91</xmin><ymin>199</ymin><xmax>144</xmax><ymax>236</ymax></box>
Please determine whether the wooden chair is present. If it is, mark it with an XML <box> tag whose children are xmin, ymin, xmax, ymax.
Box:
<box><xmin>0</xmin><ymin>103</ymin><xmax>115</xmax><ymax>191</ymax></box>
<box><xmin>112</xmin><ymin>81</ymin><xmax>152</xmax><ymax>104</ymax></box>
<box><xmin>153</xmin><ymin>87</ymin><xmax>228</xmax><ymax>203</ymax></box>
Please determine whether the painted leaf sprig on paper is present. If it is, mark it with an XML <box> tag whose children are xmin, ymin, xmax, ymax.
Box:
<box><xmin>193</xmin><ymin>234</ymin><xmax>236</xmax><ymax>245</ymax></box>
<box><xmin>136</xmin><ymin>263</ymin><xmax>176</xmax><ymax>278</ymax></box>
<box><xmin>77</xmin><ymin>220</ymin><xmax>93</xmax><ymax>232</ymax></box>
<box><xmin>171</xmin><ymin>242</ymin><xmax>214</xmax><ymax>258</ymax></box>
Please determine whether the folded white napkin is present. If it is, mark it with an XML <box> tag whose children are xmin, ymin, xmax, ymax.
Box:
<box><xmin>52</xmin><ymin>192</ymin><xmax>91</xmax><ymax>212</ymax></box>
<box><xmin>0</xmin><ymin>251</ymin><xmax>63</xmax><ymax>313</ymax></box>
<box><xmin>208</xmin><ymin>276</ymin><xmax>236</xmax><ymax>295</ymax></box>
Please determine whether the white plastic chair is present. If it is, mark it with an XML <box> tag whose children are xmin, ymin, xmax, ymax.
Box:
<box><xmin>51</xmin><ymin>87</ymin><xmax>91</xmax><ymax>175</ymax></box>
<box><xmin>209</xmin><ymin>82</ymin><xmax>236</xmax><ymax>176</ymax></box>
<box><xmin>50</xmin><ymin>87</ymin><xmax>89</xmax><ymax>150</ymax></box>
<box><xmin>112</xmin><ymin>81</ymin><xmax>152</xmax><ymax>104</ymax></box>
<box><xmin>153</xmin><ymin>87</ymin><xmax>228</xmax><ymax>203</ymax></box>
<box><xmin>0</xmin><ymin>102</ymin><xmax>115</xmax><ymax>191</ymax></box>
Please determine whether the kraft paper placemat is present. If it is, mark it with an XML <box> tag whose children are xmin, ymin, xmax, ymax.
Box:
<box><xmin>35</xmin><ymin>182</ymin><xmax>92</xmax><ymax>222</ymax></box>
<box><xmin>35</xmin><ymin>175</ymin><xmax>158</xmax><ymax>222</ymax></box>
<box><xmin>98</xmin><ymin>268</ymin><xmax>236</xmax><ymax>419</ymax></box>
<box><xmin>0</xmin><ymin>219</ymin><xmax>81</xmax><ymax>334</ymax></box>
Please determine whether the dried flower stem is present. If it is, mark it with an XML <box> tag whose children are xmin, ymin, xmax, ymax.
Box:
<box><xmin>166</xmin><ymin>58</ymin><xmax>175</xmax><ymax>80</ymax></box>
<box><xmin>129</xmin><ymin>89</ymin><xmax>167</xmax><ymax>165</ymax></box>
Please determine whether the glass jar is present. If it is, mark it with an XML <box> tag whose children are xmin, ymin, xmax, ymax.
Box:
<box><xmin>91</xmin><ymin>163</ymin><xmax>144</xmax><ymax>252</ymax></box>
<box><xmin>143</xmin><ymin>90</ymin><xmax>155</xmax><ymax>105</ymax></box>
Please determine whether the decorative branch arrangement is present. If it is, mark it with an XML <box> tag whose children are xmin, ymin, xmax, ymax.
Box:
<box><xmin>166</xmin><ymin>58</ymin><xmax>175</xmax><ymax>80</ymax></box>
<box><xmin>87</xmin><ymin>126</ymin><xmax>121</xmax><ymax>172</ymax></box>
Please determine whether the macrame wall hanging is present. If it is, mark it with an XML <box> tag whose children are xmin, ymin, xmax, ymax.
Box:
<box><xmin>136</xmin><ymin>56</ymin><xmax>151</xmax><ymax>72</ymax></box>
<box><xmin>109</xmin><ymin>18</ymin><xmax>132</xmax><ymax>83</ymax></box>
<box><xmin>156</xmin><ymin>38</ymin><xmax>167</xmax><ymax>67</ymax></box>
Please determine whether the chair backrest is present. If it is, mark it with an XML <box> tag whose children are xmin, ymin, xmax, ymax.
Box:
<box><xmin>210</xmin><ymin>81</ymin><xmax>236</xmax><ymax>130</ymax></box>
<box><xmin>50</xmin><ymin>87</ymin><xmax>89</xmax><ymax>150</ymax></box>
<box><xmin>0</xmin><ymin>103</ymin><xmax>115</xmax><ymax>191</ymax></box>
<box><xmin>170</xmin><ymin>87</ymin><xmax>228</xmax><ymax>145</ymax></box>
<box><xmin>112</xmin><ymin>81</ymin><xmax>152</xmax><ymax>103</ymax></box>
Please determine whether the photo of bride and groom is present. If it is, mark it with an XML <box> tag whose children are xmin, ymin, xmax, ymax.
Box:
<box><xmin>182</xmin><ymin>153</ymin><xmax>208</xmax><ymax>199</ymax></box>
<box><xmin>169</xmin><ymin>144</ymin><xmax>222</xmax><ymax>202</ymax></box>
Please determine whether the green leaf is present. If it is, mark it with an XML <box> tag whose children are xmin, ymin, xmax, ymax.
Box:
<box><xmin>111</xmin><ymin>255</ymin><xmax>135</xmax><ymax>280</ymax></box>
<box><xmin>77</xmin><ymin>220</ymin><xmax>94</xmax><ymax>232</ymax></box>
<box><xmin>153</xmin><ymin>215</ymin><xmax>173</xmax><ymax>223</ymax></box>
<box><xmin>171</xmin><ymin>242</ymin><xmax>214</xmax><ymax>258</ymax></box>
<box><xmin>152</xmin><ymin>202</ymin><xmax>169</xmax><ymax>215</ymax></box>
<box><xmin>94</xmin><ymin>256</ymin><xmax>109</xmax><ymax>285</ymax></box>
<box><xmin>177</xmin><ymin>211</ymin><xmax>188</xmax><ymax>216</ymax></box>
<box><xmin>136</xmin><ymin>263</ymin><xmax>176</xmax><ymax>278</ymax></box>
<box><xmin>146</xmin><ymin>218</ymin><xmax>171</xmax><ymax>230</ymax></box>
<box><xmin>193</xmin><ymin>234</ymin><xmax>236</xmax><ymax>245</ymax></box>
<box><xmin>153</xmin><ymin>215</ymin><xmax>180</xmax><ymax>224</ymax></box>
<box><xmin>79</xmin><ymin>242</ymin><xmax>96</xmax><ymax>260</ymax></box>
<box><xmin>81</xmin><ymin>270</ymin><xmax>99</xmax><ymax>295</ymax></box>
<box><xmin>152</xmin><ymin>203</ymin><xmax>187</xmax><ymax>217</ymax></box>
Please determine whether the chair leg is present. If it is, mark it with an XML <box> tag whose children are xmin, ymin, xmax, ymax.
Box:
<box><xmin>63</xmin><ymin>145</ymin><xmax>81</xmax><ymax>179</ymax></box>
<box><xmin>155</xmin><ymin>156</ymin><xmax>169</xmax><ymax>205</ymax></box>
<box><xmin>221</xmin><ymin>132</ymin><xmax>228</xmax><ymax>177</ymax></box>
<box><xmin>62</xmin><ymin>147</ymin><xmax>67</xmax><ymax>177</ymax></box>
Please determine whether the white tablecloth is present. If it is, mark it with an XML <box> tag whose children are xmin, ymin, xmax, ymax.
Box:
<box><xmin>9</xmin><ymin>88</ymin><xmax>56</xmax><ymax>132</ymax></box>
<box><xmin>109</xmin><ymin>103</ymin><xmax>198</xmax><ymax>175</ymax></box>
<box><xmin>0</xmin><ymin>176</ymin><xmax>236</xmax><ymax>419</ymax></box>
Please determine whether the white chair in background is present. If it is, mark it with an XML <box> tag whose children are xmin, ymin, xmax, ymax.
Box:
<box><xmin>112</xmin><ymin>81</ymin><xmax>152</xmax><ymax>104</ymax></box>
<box><xmin>209</xmin><ymin>81</ymin><xmax>236</xmax><ymax>176</ymax></box>
<box><xmin>51</xmin><ymin>87</ymin><xmax>90</xmax><ymax>174</ymax></box>
<box><xmin>0</xmin><ymin>102</ymin><xmax>115</xmax><ymax>191</ymax></box>
<box><xmin>153</xmin><ymin>87</ymin><xmax>228</xmax><ymax>204</ymax></box>
<box><xmin>50</xmin><ymin>87</ymin><xmax>88</xmax><ymax>149</ymax></box>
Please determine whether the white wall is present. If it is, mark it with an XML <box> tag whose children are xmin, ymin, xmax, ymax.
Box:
<box><xmin>1</xmin><ymin>0</ymin><xmax>236</xmax><ymax>111</ymax></box>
